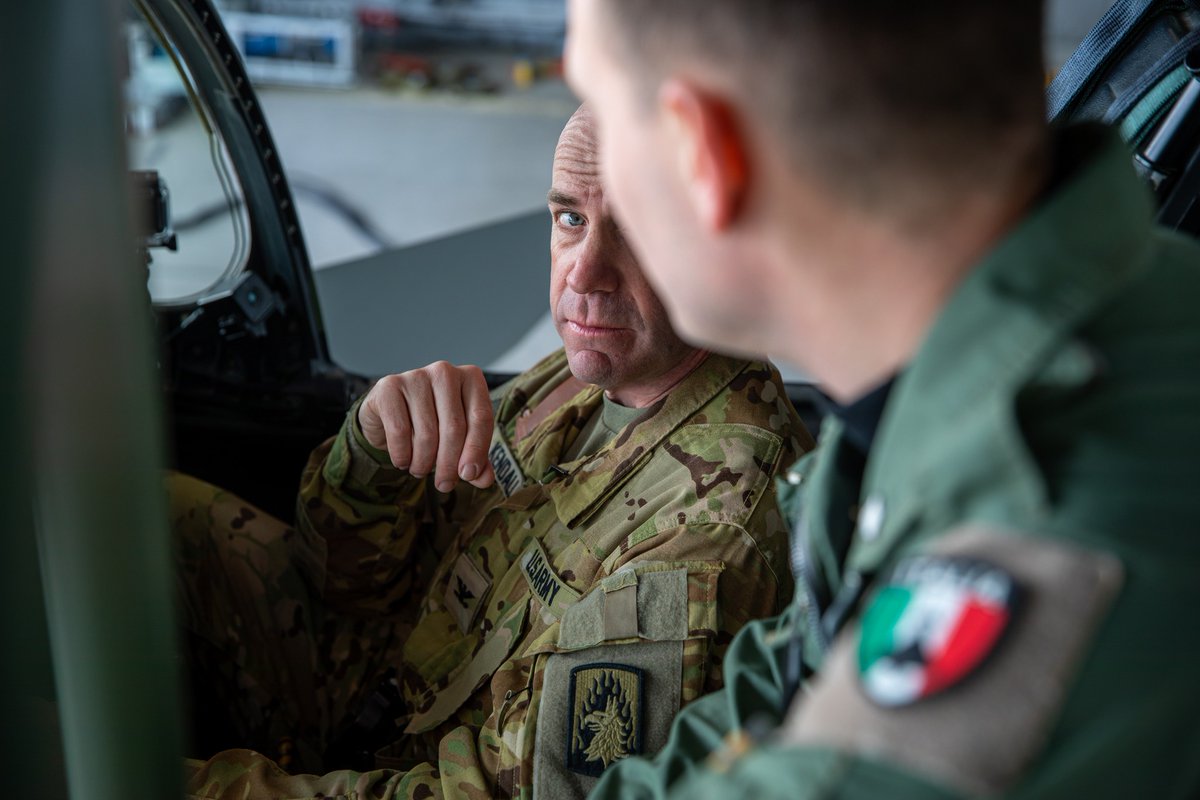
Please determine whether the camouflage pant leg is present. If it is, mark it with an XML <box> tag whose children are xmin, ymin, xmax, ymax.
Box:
<box><xmin>170</xmin><ymin>472</ymin><xmax>408</xmax><ymax>772</ymax></box>
<box><xmin>184</xmin><ymin>748</ymin><xmax>411</xmax><ymax>799</ymax></box>
<box><xmin>171</xmin><ymin>470</ymin><xmax>327</xmax><ymax>767</ymax></box>
<box><xmin>184</xmin><ymin>748</ymin><xmax>454</xmax><ymax>799</ymax></box>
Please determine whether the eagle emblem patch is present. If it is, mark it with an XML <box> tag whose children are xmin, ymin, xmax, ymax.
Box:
<box><xmin>566</xmin><ymin>663</ymin><xmax>645</xmax><ymax>776</ymax></box>
<box><xmin>858</xmin><ymin>555</ymin><xmax>1020</xmax><ymax>707</ymax></box>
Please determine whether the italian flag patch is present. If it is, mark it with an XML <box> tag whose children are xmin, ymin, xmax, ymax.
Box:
<box><xmin>858</xmin><ymin>554</ymin><xmax>1020</xmax><ymax>707</ymax></box>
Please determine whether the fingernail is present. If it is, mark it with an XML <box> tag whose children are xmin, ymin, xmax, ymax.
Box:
<box><xmin>460</xmin><ymin>463</ymin><xmax>480</xmax><ymax>481</ymax></box>
<box><xmin>436</xmin><ymin>480</ymin><xmax>455</xmax><ymax>493</ymax></box>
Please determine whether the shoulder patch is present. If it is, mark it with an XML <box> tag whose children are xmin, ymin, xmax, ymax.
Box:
<box><xmin>859</xmin><ymin>555</ymin><xmax>1019</xmax><ymax>707</ymax></box>
<box><xmin>567</xmin><ymin>663</ymin><xmax>646</xmax><ymax>776</ymax></box>
<box><xmin>534</xmin><ymin>640</ymin><xmax>682</xmax><ymax>799</ymax></box>
<box><xmin>781</xmin><ymin>526</ymin><xmax>1123</xmax><ymax>797</ymax></box>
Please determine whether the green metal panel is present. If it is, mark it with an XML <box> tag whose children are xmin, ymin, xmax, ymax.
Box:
<box><xmin>3</xmin><ymin>0</ymin><xmax>183</xmax><ymax>796</ymax></box>
<box><xmin>0</xmin><ymin>3</ymin><xmax>69</xmax><ymax>796</ymax></box>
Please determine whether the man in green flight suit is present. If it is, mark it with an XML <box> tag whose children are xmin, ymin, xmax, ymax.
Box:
<box><xmin>177</xmin><ymin>106</ymin><xmax>813</xmax><ymax>799</ymax></box>
<box><xmin>564</xmin><ymin>0</ymin><xmax>1200</xmax><ymax>798</ymax></box>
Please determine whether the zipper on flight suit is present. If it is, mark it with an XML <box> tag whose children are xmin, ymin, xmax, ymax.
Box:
<box><xmin>783</xmin><ymin>517</ymin><xmax>869</xmax><ymax>709</ymax></box>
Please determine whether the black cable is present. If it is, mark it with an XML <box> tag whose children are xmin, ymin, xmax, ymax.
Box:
<box><xmin>171</xmin><ymin>176</ymin><xmax>394</xmax><ymax>250</ymax></box>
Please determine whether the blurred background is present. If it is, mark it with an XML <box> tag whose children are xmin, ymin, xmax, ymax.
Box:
<box><xmin>126</xmin><ymin>0</ymin><xmax>1121</xmax><ymax>377</ymax></box>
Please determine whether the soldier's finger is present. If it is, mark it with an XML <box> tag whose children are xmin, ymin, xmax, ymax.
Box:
<box><xmin>457</xmin><ymin>367</ymin><xmax>495</xmax><ymax>489</ymax></box>
<box><xmin>357</xmin><ymin>384</ymin><xmax>391</xmax><ymax>453</ymax></box>
<box><xmin>374</xmin><ymin>380</ymin><xmax>413</xmax><ymax>471</ymax></box>
<box><xmin>405</xmin><ymin>369</ymin><xmax>440</xmax><ymax>479</ymax></box>
<box><xmin>429</xmin><ymin>363</ymin><xmax>469</xmax><ymax>493</ymax></box>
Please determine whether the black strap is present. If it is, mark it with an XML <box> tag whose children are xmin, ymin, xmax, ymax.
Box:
<box><xmin>1048</xmin><ymin>0</ymin><xmax>1167</xmax><ymax>122</ymax></box>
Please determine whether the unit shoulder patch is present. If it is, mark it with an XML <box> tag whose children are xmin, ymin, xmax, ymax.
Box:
<box><xmin>859</xmin><ymin>554</ymin><xmax>1020</xmax><ymax>707</ymax></box>
<box><xmin>534</xmin><ymin>640</ymin><xmax>682</xmax><ymax>798</ymax></box>
<box><xmin>781</xmin><ymin>526</ymin><xmax>1123</xmax><ymax>796</ymax></box>
<box><xmin>566</xmin><ymin>663</ymin><xmax>646</xmax><ymax>776</ymax></box>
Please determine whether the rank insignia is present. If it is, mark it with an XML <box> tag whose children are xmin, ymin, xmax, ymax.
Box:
<box><xmin>445</xmin><ymin>552</ymin><xmax>491</xmax><ymax>634</ymax></box>
<box><xmin>858</xmin><ymin>554</ymin><xmax>1020</xmax><ymax>707</ymax></box>
<box><xmin>567</xmin><ymin>663</ymin><xmax>645</xmax><ymax>776</ymax></box>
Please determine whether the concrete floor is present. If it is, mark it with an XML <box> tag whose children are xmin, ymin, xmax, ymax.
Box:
<box><xmin>260</xmin><ymin>80</ymin><xmax>578</xmax><ymax>269</ymax></box>
<box><xmin>259</xmin><ymin>81</ymin><xmax>577</xmax><ymax>376</ymax></box>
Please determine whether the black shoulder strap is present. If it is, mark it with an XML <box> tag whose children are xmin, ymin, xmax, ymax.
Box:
<box><xmin>1048</xmin><ymin>0</ymin><xmax>1166</xmax><ymax>122</ymax></box>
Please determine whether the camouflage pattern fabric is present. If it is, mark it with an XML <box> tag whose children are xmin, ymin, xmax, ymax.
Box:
<box><xmin>179</xmin><ymin>349</ymin><xmax>812</xmax><ymax>799</ymax></box>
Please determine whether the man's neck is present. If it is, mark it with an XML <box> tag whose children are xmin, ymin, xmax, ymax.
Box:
<box><xmin>605</xmin><ymin>348</ymin><xmax>710</xmax><ymax>408</ymax></box>
<box><xmin>768</xmin><ymin>176</ymin><xmax>1046</xmax><ymax>403</ymax></box>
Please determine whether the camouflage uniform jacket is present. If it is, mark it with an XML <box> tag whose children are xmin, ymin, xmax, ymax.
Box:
<box><xmin>187</xmin><ymin>349</ymin><xmax>811</xmax><ymax>800</ymax></box>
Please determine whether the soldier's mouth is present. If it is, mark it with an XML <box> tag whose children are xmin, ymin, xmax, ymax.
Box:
<box><xmin>566</xmin><ymin>320</ymin><xmax>628</xmax><ymax>337</ymax></box>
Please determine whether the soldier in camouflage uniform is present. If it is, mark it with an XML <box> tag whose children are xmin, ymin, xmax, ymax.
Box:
<box><xmin>177</xmin><ymin>106</ymin><xmax>813</xmax><ymax>800</ymax></box>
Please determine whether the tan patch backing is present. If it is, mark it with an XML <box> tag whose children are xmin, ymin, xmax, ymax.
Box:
<box><xmin>781</xmin><ymin>526</ymin><xmax>1124</xmax><ymax>796</ymax></box>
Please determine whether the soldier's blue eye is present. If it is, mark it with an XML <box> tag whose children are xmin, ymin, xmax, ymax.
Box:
<box><xmin>557</xmin><ymin>211</ymin><xmax>585</xmax><ymax>228</ymax></box>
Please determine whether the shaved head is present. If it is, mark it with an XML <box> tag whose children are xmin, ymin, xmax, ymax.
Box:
<box><xmin>547</xmin><ymin>106</ymin><xmax>599</xmax><ymax>210</ymax></box>
<box><xmin>556</xmin><ymin>105</ymin><xmax>598</xmax><ymax>166</ymax></box>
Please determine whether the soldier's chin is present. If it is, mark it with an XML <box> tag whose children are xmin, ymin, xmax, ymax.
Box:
<box><xmin>564</xmin><ymin>347</ymin><xmax>618</xmax><ymax>388</ymax></box>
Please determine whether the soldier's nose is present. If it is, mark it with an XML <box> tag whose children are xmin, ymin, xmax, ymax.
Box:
<box><xmin>567</xmin><ymin>238</ymin><xmax>619</xmax><ymax>294</ymax></box>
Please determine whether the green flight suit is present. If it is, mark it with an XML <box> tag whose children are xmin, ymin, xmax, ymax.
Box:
<box><xmin>592</xmin><ymin>127</ymin><xmax>1200</xmax><ymax>799</ymax></box>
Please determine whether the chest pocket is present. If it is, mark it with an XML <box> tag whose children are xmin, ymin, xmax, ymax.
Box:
<box><xmin>558</xmin><ymin>566</ymin><xmax>691</xmax><ymax>647</ymax></box>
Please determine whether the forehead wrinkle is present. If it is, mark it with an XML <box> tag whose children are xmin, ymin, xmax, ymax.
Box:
<box><xmin>551</xmin><ymin>105</ymin><xmax>604</xmax><ymax>209</ymax></box>
<box><xmin>552</xmin><ymin>159</ymin><xmax>600</xmax><ymax>184</ymax></box>
<box><xmin>550</xmin><ymin>169</ymin><xmax>602</xmax><ymax>213</ymax></box>
<box><xmin>553</xmin><ymin>105</ymin><xmax>599</xmax><ymax>171</ymax></box>
<box><xmin>554</xmin><ymin>140</ymin><xmax>599</xmax><ymax>168</ymax></box>
<box><xmin>551</xmin><ymin>154</ymin><xmax>601</xmax><ymax>203</ymax></box>
<box><xmin>553</xmin><ymin>144</ymin><xmax>599</xmax><ymax>182</ymax></box>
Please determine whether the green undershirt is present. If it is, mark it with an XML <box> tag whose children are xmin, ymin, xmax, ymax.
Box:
<box><xmin>562</xmin><ymin>395</ymin><xmax>644</xmax><ymax>462</ymax></box>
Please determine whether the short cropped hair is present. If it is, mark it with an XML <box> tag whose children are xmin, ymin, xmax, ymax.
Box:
<box><xmin>602</xmin><ymin>0</ymin><xmax>1048</xmax><ymax>223</ymax></box>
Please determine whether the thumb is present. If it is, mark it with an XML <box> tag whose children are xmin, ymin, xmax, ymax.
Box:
<box><xmin>357</xmin><ymin>395</ymin><xmax>388</xmax><ymax>450</ymax></box>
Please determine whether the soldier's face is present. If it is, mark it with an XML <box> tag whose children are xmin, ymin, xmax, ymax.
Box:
<box><xmin>548</xmin><ymin>109</ymin><xmax>696</xmax><ymax>393</ymax></box>
<box><xmin>563</xmin><ymin>0</ymin><xmax>743</xmax><ymax>357</ymax></box>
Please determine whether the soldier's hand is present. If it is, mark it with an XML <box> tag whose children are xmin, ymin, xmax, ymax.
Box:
<box><xmin>357</xmin><ymin>361</ymin><xmax>496</xmax><ymax>493</ymax></box>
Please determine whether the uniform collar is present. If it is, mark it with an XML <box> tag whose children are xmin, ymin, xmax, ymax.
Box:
<box><xmin>821</xmin><ymin>376</ymin><xmax>896</xmax><ymax>458</ymax></box>
<box><xmin>546</xmin><ymin>353</ymin><xmax>751</xmax><ymax>529</ymax></box>
<box><xmin>844</xmin><ymin>126</ymin><xmax>1156</xmax><ymax>572</ymax></box>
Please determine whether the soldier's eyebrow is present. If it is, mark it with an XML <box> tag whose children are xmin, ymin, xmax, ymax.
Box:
<box><xmin>547</xmin><ymin>189</ymin><xmax>578</xmax><ymax>207</ymax></box>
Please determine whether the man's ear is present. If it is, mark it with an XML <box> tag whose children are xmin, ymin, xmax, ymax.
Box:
<box><xmin>659</xmin><ymin>79</ymin><xmax>749</xmax><ymax>232</ymax></box>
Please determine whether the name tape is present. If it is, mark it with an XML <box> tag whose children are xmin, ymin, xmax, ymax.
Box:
<box><xmin>488</xmin><ymin>423</ymin><xmax>525</xmax><ymax>497</ymax></box>
<box><xmin>519</xmin><ymin>539</ymin><xmax>581</xmax><ymax>619</ymax></box>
